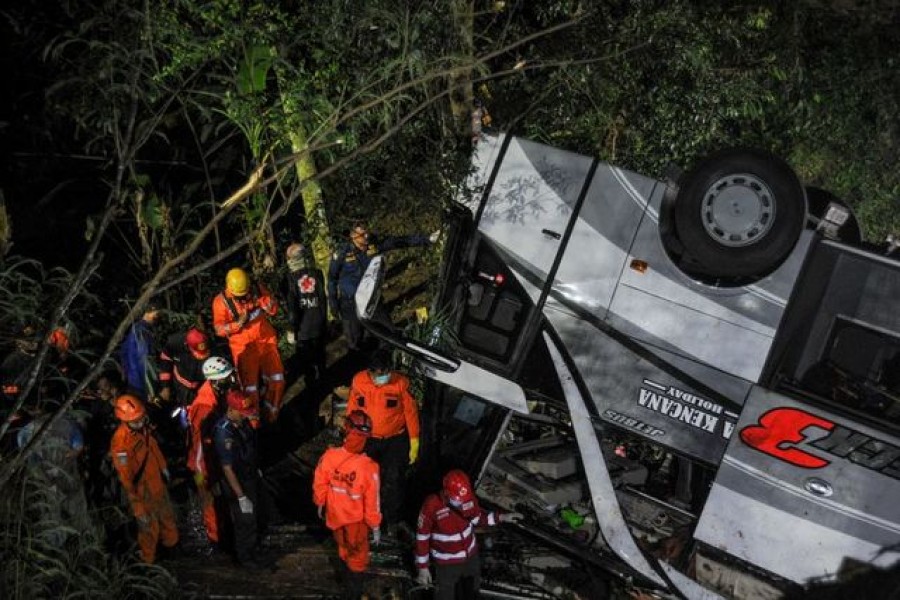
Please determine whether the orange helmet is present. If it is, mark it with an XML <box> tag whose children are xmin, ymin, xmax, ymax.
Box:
<box><xmin>225</xmin><ymin>268</ymin><xmax>250</xmax><ymax>296</ymax></box>
<box><xmin>114</xmin><ymin>394</ymin><xmax>146</xmax><ymax>423</ymax></box>
<box><xmin>48</xmin><ymin>327</ymin><xmax>70</xmax><ymax>354</ymax></box>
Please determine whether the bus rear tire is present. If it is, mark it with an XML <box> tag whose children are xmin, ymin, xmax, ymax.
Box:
<box><xmin>673</xmin><ymin>148</ymin><xmax>807</xmax><ymax>280</ymax></box>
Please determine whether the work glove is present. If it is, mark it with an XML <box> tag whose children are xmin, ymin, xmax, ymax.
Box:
<box><xmin>317</xmin><ymin>505</ymin><xmax>325</xmax><ymax>520</ymax></box>
<box><xmin>238</xmin><ymin>495</ymin><xmax>254</xmax><ymax>514</ymax></box>
<box><xmin>416</xmin><ymin>568</ymin><xmax>433</xmax><ymax>587</ymax></box>
<box><xmin>428</xmin><ymin>229</ymin><xmax>441</xmax><ymax>244</ymax></box>
<box><xmin>193</xmin><ymin>471</ymin><xmax>205</xmax><ymax>488</ymax></box>
<box><xmin>371</xmin><ymin>528</ymin><xmax>381</xmax><ymax>547</ymax></box>
<box><xmin>408</xmin><ymin>437</ymin><xmax>420</xmax><ymax>465</ymax></box>
<box><xmin>499</xmin><ymin>511</ymin><xmax>524</xmax><ymax>524</ymax></box>
<box><xmin>262</xmin><ymin>401</ymin><xmax>279</xmax><ymax>424</ymax></box>
<box><xmin>285</xmin><ymin>331</ymin><xmax>296</xmax><ymax>345</ymax></box>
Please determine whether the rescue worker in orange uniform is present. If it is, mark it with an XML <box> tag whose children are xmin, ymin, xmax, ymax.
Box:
<box><xmin>212</xmin><ymin>268</ymin><xmax>285</xmax><ymax>424</ymax></box>
<box><xmin>109</xmin><ymin>394</ymin><xmax>179</xmax><ymax>563</ymax></box>
<box><xmin>185</xmin><ymin>356</ymin><xmax>235</xmax><ymax>550</ymax></box>
<box><xmin>346</xmin><ymin>350</ymin><xmax>419</xmax><ymax>533</ymax></box>
<box><xmin>313</xmin><ymin>410</ymin><xmax>382</xmax><ymax>598</ymax></box>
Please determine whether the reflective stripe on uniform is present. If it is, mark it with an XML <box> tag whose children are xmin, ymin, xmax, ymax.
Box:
<box><xmin>173</xmin><ymin>366</ymin><xmax>200</xmax><ymax>389</ymax></box>
<box><xmin>430</xmin><ymin>537</ymin><xmax>477</xmax><ymax>561</ymax></box>
<box><xmin>329</xmin><ymin>484</ymin><xmax>363</xmax><ymax>501</ymax></box>
<box><xmin>431</xmin><ymin>523</ymin><xmax>473</xmax><ymax>542</ymax></box>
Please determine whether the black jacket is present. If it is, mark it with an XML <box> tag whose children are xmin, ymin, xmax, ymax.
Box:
<box><xmin>285</xmin><ymin>267</ymin><xmax>327</xmax><ymax>341</ymax></box>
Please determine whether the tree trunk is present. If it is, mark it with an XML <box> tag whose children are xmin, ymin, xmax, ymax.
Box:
<box><xmin>274</xmin><ymin>58</ymin><xmax>333</xmax><ymax>280</ymax></box>
<box><xmin>447</xmin><ymin>0</ymin><xmax>475</xmax><ymax>139</ymax></box>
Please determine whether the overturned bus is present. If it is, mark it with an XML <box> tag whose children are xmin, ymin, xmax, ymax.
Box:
<box><xmin>356</xmin><ymin>133</ymin><xmax>900</xmax><ymax>598</ymax></box>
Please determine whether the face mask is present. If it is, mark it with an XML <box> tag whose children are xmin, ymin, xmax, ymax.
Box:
<box><xmin>127</xmin><ymin>416</ymin><xmax>149</xmax><ymax>430</ymax></box>
<box><xmin>373</xmin><ymin>373</ymin><xmax>390</xmax><ymax>386</ymax></box>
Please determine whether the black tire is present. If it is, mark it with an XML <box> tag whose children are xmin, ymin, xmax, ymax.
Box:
<box><xmin>673</xmin><ymin>148</ymin><xmax>807</xmax><ymax>279</ymax></box>
<box><xmin>805</xmin><ymin>186</ymin><xmax>863</xmax><ymax>245</ymax></box>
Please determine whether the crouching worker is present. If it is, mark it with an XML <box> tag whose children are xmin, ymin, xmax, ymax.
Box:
<box><xmin>414</xmin><ymin>469</ymin><xmax>523</xmax><ymax>599</ymax></box>
<box><xmin>110</xmin><ymin>394</ymin><xmax>179</xmax><ymax>563</ymax></box>
<box><xmin>214</xmin><ymin>389</ymin><xmax>264</xmax><ymax>568</ymax></box>
<box><xmin>313</xmin><ymin>410</ymin><xmax>382</xmax><ymax>599</ymax></box>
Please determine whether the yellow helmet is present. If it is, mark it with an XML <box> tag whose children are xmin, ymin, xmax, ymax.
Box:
<box><xmin>226</xmin><ymin>268</ymin><xmax>250</xmax><ymax>296</ymax></box>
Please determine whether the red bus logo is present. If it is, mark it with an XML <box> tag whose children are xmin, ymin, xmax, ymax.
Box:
<box><xmin>739</xmin><ymin>408</ymin><xmax>835</xmax><ymax>469</ymax></box>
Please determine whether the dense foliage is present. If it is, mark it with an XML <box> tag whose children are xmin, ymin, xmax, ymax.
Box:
<box><xmin>0</xmin><ymin>0</ymin><xmax>897</xmax><ymax>596</ymax></box>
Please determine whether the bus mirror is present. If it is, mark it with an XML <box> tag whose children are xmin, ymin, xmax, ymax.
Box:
<box><xmin>354</xmin><ymin>257</ymin><xmax>530</xmax><ymax>414</ymax></box>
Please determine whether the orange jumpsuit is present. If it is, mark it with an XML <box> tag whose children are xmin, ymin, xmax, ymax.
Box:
<box><xmin>187</xmin><ymin>381</ymin><xmax>223</xmax><ymax>543</ymax></box>
<box><xmin>313</xmin><ymin>446</ymin><xmax>381</xmax><ymax>572</ymax></box>
<box><xmin>110</xmin><ymin>423</ymin><xmax>178</xmax><ymax>563</ymax></box>
<box><xmin>212</xmin><ymin>282</ymin><xmax>285</xmax><ymax>421</ymax></box>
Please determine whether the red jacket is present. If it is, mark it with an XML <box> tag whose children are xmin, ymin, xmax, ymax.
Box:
<box><xmin>313</xmin><ymin>446</ymin><xmax>381</xmax><ymax>531</ymax></box>
<box><xmin>348</xmin><ymin>371</ymin><xmax>420</xmax><ymax>439</ymax></box>
<box><xmin>186</xmin><ymin>381</ymin><xmax>222</xmax><ymax>476</ymax></box>
<box><xmin>414</xmin><ymin>493</ymin><xmax>498</xmax><ymax>568</ymax></box>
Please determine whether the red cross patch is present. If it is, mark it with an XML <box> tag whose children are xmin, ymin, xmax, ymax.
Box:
<box><xmin>298</xmin><ymin>275</ymin><xmax>316</xmax><ymax>293</ymax></box>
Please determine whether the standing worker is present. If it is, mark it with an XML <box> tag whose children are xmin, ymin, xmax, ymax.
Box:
<box><xmin>328</xmin><ymin>221</ymin><xmax>433</xmax><ymax>351</ymax></box>
<box><xmin>17</xmin><ymin>398</ymin><xmax>91</xmax><ymax>546</ymax></box>
<box><xmin>185</xmin><ymin>356</ymin><xmax>236</xmax><ymax>551</ymax></box>
<box><xmin>119</xmin><ymin>305</ymin><xmax>161</xmax><ymax>401</ymax></box>
<box><xmin>284</xmin><ymin>243</ymin><xmax>328</xmax><ymax>388</ymax></box>
<box><xmin>158</xmin><ymin>327</ymin><xmax>212</xmax><ymax>409</ymax></box>
<box><xmin>346</xmin><ymin>350</ymin><xmax>419</xmax><ymax>535</ymax></box>
<box><xmin>313</xmin><ymin>410</ymin><xmax>382</xmax><ymax>599</ymax></box>
<box><xmin>213</xmin><ymin>389</ymin><xmax>264</xmax><ymax>568</ymax></box>
<box><xmin>414</xmin><ymin>469</ymin><xmax>522</xmax><ymax>598</ymax></box>
<box><xmin>109</xmin><ymin>394</ymin><xmax>179</xmax><ymax>564</ymax></box>
<box><xmin>212</xmin><ymin>268</ymin><xmax>285</xmax><ymax>424</ymax></box>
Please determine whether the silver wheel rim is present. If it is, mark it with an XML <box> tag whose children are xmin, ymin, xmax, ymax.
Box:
<box><xmin>700</xmin><ymin>173</ymin><xmax>776</xmax><ymax>247</ymax></box>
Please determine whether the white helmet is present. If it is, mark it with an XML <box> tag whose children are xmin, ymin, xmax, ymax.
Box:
<box><xmin>202</xmin><ymin>356</ymin><xmax>234</xmax><ymax>381</ymax></box>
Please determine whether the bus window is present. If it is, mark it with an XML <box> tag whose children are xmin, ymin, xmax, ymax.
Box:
<box><xmin>457</xmin><ymin>239</ymin><xmax>534</xmax><ymax>365</ymax></box>
<box><xmin>801</xmin><ymin>317</ymin><xmax>900</xmax><ymax>427</ymax></box>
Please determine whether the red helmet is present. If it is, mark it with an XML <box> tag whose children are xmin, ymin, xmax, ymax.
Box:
<box><xmin>442</xmin><ymin>469</ymin><xmax>475</xmax><ymax>507</ymax></box>
<box><xmin>226</xmin><ymin>389</ymin><xmax>256</xmax><ymax>417</ymax></box>
<box><xmin>185</xmin><ymin>328</ymin><xmax>210</xmax><ymax>359</ymax></box>
<box><xmin>114</xmin><ymin>394</ymin><xmax>146</xmax><ymax>423</ymax></box>
<box><xmin>344</xmin><ymin>410</ymin><xmax>373</xmax><ymax>436</ymax></box>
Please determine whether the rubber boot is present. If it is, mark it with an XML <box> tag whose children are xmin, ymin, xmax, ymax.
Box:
<box><xmin>345</xmin><ymin>569</ymin><xmax>367</xmax><ymax>599</ymax></box>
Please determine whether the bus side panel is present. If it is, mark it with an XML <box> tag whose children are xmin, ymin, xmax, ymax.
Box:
<box><xmin>474</xmin><ymin>137</ymin><xmax>594</xmax><ymax>290</ymax></box>
<box><xmin>694</xmin><ymin>386</ymin><xmax>900</xmax><ymax>583</ymax></box>
<box><xmin>543</xmin><ymin>297</ymin><xmax>749</xmax><ymax>465</ymax></box>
